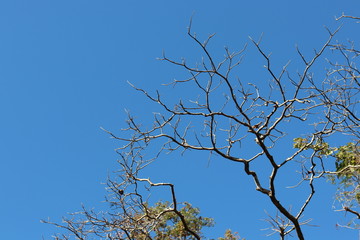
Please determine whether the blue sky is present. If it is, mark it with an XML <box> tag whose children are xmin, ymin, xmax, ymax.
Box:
<box><xmin>0</xmin><ymin>1</ymin><xmax>359</xmax><ymax>239</ymax></box>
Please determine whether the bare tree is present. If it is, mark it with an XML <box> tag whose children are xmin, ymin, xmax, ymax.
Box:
<box><xmin>44</xmin><ymin>16</ymin><xmax>359</xmax><ymax>240</ymax></box>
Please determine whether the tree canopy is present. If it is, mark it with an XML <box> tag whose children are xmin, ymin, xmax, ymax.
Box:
<box><xmin>44</xmin><ymin>14</ymin><xmax>359</xmax><ymax>240</ymax></box>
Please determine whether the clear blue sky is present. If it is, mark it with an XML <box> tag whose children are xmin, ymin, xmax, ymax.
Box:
<box><xmin>0</xmin><ymin>1</ymin><xmax>359</xmax><ymax>239</ymax></box>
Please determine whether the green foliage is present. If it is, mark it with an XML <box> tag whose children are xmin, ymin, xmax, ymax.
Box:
<box><xmin>335</xmin><ymin>142</ymin><xmax>360</xmax><ymax>179</ymax></box>
<box><xmin>293</xmin><ymin>138</ymin><xmax>359</xmax><ymax>172</ymax></box>
<box><xmin>293</xmin><ymin>137</ymin><xmax>310</xmax><ymax>149</ymax></box>
<box><xmin>217</xmin><ymin>229</ymin><xmax>243</xmax><ymax>240</ymax></box>
<box><xmin>293</xmin><ymin>137</ymin><xmax>335</xmax><ymax>156</ymax></box>
<box><xmin>293</xmin><ymin>138</ymin><xmax>360</xmax><ymax>204</ymax></box>
<box><xmin>128</xmin><ymin>201</ymin><xmax>245</xmax><ymax>240</ymax></box>
<box><xmin>333</xmin><ymin>142</ymin><xmax>360</xmax><ymax>206</ymax></box>
<box><xmin>148</xmin><ymin>201</ymin><xmax>214</xmax><ymax>240</ymax></box>
<box><xmin>125</xmin><ymin>201</ymin><xmax>214</xmax><ymax>239</ymax></box>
